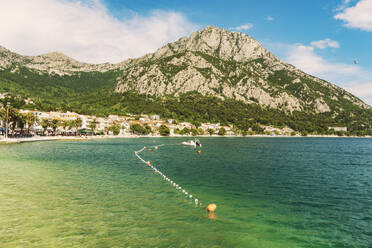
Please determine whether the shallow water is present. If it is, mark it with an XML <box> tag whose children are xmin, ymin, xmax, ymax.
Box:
<box><xmin>0</xmin><ymin>137</ymin><xmax>371</xmax><ymax>247</ymax></box>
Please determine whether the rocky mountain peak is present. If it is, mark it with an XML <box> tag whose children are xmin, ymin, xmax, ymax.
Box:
<box><xmin>0</xmin><ymin>46</ymin><xmax>119</xmax><ymax>75</ymax></box>
<box><xmin>115</xmin><ymin>26</ymin><xmax>370</xmax><ymax>112</ymax></box>
<box><xmin>148</xmin><ymin>25</ymin><xmax>273</xmax><ymax>62</ymax></box>
<box><xmin>39</xmin><ymin>51</ymin><xmax>77</xmax><ymax>62</ymax></box>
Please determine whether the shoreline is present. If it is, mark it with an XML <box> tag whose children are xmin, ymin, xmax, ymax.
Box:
<box><xmin>1</xmin><ymin>134</ymin><xmax>371</xmax><ymax>144</ymax></box>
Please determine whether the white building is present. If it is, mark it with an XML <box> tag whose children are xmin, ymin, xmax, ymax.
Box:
<box><xmin>200</xmin><ymin>123</ymin><xmax>220</xmax><ymax>131</ymax></box>
<box><xmin>179</xmin><ymin>122</ymin><xmax>193</xmax><ymax>129</ymax></box>
<box><xmin>108</xmin><ymin>115</ymin><xmax>119</xmax><ymax>121</ymax></box>
<box><xmin>328</xmin><ymin>127</ymin><xmax>347</xmax><ymax>132</ymax></box>
<box><xmin>151</xmin><ymin>115</ymin><xmax>160</xmax><ymax>120</ymax></box>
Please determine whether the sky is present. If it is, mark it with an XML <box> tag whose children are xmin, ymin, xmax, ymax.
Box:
<box><xmin>0</xmin><ymin>0</ymin><xmax>371</xmax><ymax>105</ymax></box>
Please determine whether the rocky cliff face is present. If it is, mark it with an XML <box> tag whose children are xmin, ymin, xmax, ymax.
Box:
<box><xmin>142</xmin><ymin>26</ymin><xmax>273</xmax><ymax>62</ymax></box>
<box><xmin>0</xmin><ymin>26</ymin><xmax>370</xmax><ymax>113</ymax></box>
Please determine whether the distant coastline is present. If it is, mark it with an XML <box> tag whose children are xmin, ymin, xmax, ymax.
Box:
<box><xmin>1</xmin><ymin>133</ymin><xmax>371</xmax><ymax>145</ymax></box>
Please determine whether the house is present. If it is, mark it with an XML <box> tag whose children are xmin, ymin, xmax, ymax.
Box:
<box><xmin>200</xmin><ymin>123</ymin><xmax>220</xmax><ymax>131</ymax></box>
<box><xmin>328</xmin><ymin>127</ymin><xmax>347</xmax><ymax>132</ymax></box>
<box><xmin>58</xmin><ymin>112</ymin><xmax>78</xmax><ymax>120</ymax></box>
<box><xmin>151</xmin><ymin>115</ymin><xmax>160</xmax><ymax>120</ymax></box>
<box><xmin>179</xmin><ymin>122</ymin><xmax>193</xmax><ymax>129</ymax></box>
<box><xmin>108</xmin><ymin>115</ymin><xmax>119</xmax><ymax>121</ymax></box>
<box><xmin>120</xmin><ymin>122</ymin><xmax>130</xmax><ymax>134</ymax></box>
<box><xmin>34</xmin><ymin>111</ymin><xmax>51</xmax><ymax>119</ymax></box>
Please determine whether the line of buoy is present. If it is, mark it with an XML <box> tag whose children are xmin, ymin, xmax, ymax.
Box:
<box><xmin>134</xmin><ymin>146</ymin><xmax>201</xmax><ymax>207</ymax></box>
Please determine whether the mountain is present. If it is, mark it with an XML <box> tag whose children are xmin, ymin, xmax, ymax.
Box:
<box><xmin>115</xmin><ymin>26</ymin><xmax>369</xmax><ymax>112</ymax></box>
<box><xmin>0</xmin><ymin>26</ymin><xmax>371</xmax><ymax>135</ymax></box>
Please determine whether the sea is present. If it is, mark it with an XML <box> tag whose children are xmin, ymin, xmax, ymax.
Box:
<box><xmin>0</xmin><ymin>137</ymin><xmax>371</xmax><ymax>247</ymax></box>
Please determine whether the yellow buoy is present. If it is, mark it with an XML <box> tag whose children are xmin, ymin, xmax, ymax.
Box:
<box><xmin>197</xmin><ymin>150</ymin><xmax>201</xmax><ymax>155</ymax></box>
<box><xmin>146</xmin><ymin>161</ymin><xmax>151</xmax><ymax>166</ymax></box>
<box><xmin>207</xmin><ymin>212</ymin><xmax>217</xmax><ymax>220</ymax></box>
<box><xmin>148</xmin><ymin>149</ymin><xmax>151</xmax><ymax>152</ymax></box>
<box><xmin>206</xmin><ymin>203</ymin><xmax>217</xmax><ymax>212</ymax></box>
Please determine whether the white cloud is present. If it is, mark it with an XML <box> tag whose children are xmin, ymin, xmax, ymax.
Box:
<box><xmin>286</xmin><ymin>44</ymin><xmax>372</xmax><ymax>105</ymax></box>
<box><xmin>0</xmin><ymin>0</ymin><xmax>198</xmax><ymax>63</ymax></box>
<box><xmin>230</xmin><ymin>23</ymin><xmax>254</xmax><ymax>31</ymax></box>
<box><xmin>286</xmin><ymin>45</ymin><xmax>358</xmax><ymax>78</ymax></box>
<box><xmin>334</xmin><ymin>0</ymin><xmax>352</xmax><ymax>11</ymax></box>
<box><xmin>334</xmin><ymin>0</ymin><xmax>372</xmax><ymax>31</ymax></box>
<box><xmin>346</xmin><ymin>82</ymin><xmax>372</xmax><ymax>97</ymax></box>
<box><xmin>310</xmin><ymin>38</ymin><xmax>340</xmax><ymax>49</ymax></box>
<box><xmin>266</xmin><ymin>16</ymin><xmax>274</xmax><ymax>21</ymax></box>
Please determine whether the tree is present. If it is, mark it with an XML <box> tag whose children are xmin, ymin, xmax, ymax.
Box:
<box><xmin>88</xmin><ymin>119</ymin><xmax>99</xmax><ymax>134</ymax></box>
<box><xmin>75</xmin><ymin>117</ymin><xmax>83</xmax><ymax>130</ymax></box>
<box><xmin>50</xmin><ymin>119</ymin><xmax>59</xmax><ymax>135</ymax></box>
<box><xmin>180</xmin><ymin>127</ymin><xmax>191</xmax><ymax>135</ymax></box>
<box><xmin>16</xmin><ymin>112</ymin><xmax>27</xmax><ymax>134</ymax></box>
<box><xmin>144</xmin><ymin>125</ymin><xmax>152</xmax><ymax>135</ymax></box>
<box><xmin>24</xmin><ymin>112</ymin><xmax>38</xmax><ymax>135</ymax></box>
<box><xmin>61</xmin><ymin>120</ymin><xmax>69</xmax><ymax>134</ymax></box>
<box><xmin>207</xmin><ymin>128</ymin><xmax>215</xmax><ymax>136</ymax></box>
<box><xmin>159</xmin><ymin>124</ymin><xmax>170</xmax><ymax>136</ymax></box>
<box><xmin>191</xmin><ymin>128</ymin><xmax>198</xmax><ymax>136</ymax></box>
<box><xmin>8</xmin><ymin>108</ymin><xmax>21</xmax><ymax>134</ymax></box>
<box><xmin>192</xmin><ymin>121</ymin><xmax>201</xmax><ymax>128</ymax></box>
<box><xmin>67</xmin><ymin>120</ymin><xmax>75</xmax><ymax>133</ymax></box>
<box><xmin>109</xmin><ymin>124</ymin><xmax>121</xmax><ymax>135</ymax></box>
<box><xmin>130</xmin><ymin>124</ymin><xmax>148</xmax><ymax>135</ymax></box>
<box><xmin>0</xmin><ymin>109</ymin><xmax>4</xmax><ymax>123</ymax></box>
<box><xmin>218</xmin><ymin>127</ymin><xmax>227</xmax><ymax>136</ymax></box>
<box><xmin>40</xmin><ymin>119</ymin><xmax>51</xmax><ymax>135</ymax></box>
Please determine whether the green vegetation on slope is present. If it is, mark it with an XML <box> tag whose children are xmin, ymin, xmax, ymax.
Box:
<box><xmin>0</xmin><ymin>65</ymin><xmax>121</xmax><ymax>115</ymax></box>
<box><xmin>0</xmin><ymin>63</ymin><xmax>371</xmax><ymax>136</ymax></box>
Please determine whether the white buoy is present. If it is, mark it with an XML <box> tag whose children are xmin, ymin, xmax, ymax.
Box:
<box><xmin>135</xmin><ymin>145</ymin><xmax>202</xmax><ymax>207</ymax></box>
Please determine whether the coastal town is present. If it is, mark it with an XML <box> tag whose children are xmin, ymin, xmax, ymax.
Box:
<box><xmin>0</xmin><ymin>107</ymin><xmax>303</xmax><ymax>140</ymax></box>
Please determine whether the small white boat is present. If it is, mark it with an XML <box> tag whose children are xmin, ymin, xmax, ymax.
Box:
<box><xmin>182</xmin><ymin>139</ymin><xmax>202</xmax><ymax>147</ymax></box>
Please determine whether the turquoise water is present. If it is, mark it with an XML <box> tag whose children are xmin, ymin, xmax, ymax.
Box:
<box><xmin>0</xmin><ymin>137</ymin><xmax>371</xmax><ymax>247</ymax></box>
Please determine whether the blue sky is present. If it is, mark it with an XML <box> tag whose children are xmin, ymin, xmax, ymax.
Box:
<box><xmin>0</xmin><ymin>0</ymin><xmax>371</xmax><ymax>104</ymax></box>
<box><xmin>102</xmin><ymin>0</ymin><xmax>371</xmax><ymax>66</ymax></box>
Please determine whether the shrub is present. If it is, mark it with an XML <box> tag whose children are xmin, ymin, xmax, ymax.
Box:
<box><xmin>218</xmin><ymin>127</ymin><xmax>226</xmax><ymax>136</ymax></box>
<box><xmin>159</xmin><ymin>124</ymin><xmax>170</xmax><ymax>136</ymax></box>
<box><xmin>110</xmin><ymin>124</ymin><xmax>121</xmax><ymax>135</ymax></box>
<box><xmin>207</xmin><ymin>128</ymin><xmax>215</xmax><ymax>135</ymax></box>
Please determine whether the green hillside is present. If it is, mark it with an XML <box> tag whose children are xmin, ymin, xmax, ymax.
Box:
<box><xmin>0</xmin><ymin>64</ymin><xmax>371</xmax><ymax>136</ymax></box>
